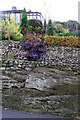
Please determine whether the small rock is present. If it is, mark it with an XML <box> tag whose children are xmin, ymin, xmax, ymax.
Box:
<box><xmin>25</xmin><ymin>67</ymin><xmax>32</xmax><ymax>71</ymax></box>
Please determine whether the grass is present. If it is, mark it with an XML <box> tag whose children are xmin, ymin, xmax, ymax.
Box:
<box><xmin>2</xmin><ymin>82</ymin><xmax>79</xmax><ymax>117</ymax></box>
<box><xmin>2</xmin><ymin>57</ymin><xmax>79</xmax><ymax>117</ymax></box>
<box><xmin>7</xmin><ymin>72</ymin><xmax>26</xmax><ymax>83</ymax></box>
<box><xmin>8</xmin><ymin>53</ymin><xmax>14</xmax><ymax>59</ymax></box>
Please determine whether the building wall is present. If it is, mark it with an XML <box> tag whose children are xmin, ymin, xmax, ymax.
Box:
<box><xmin>0</xmin><ymin>9</ymin><xmax>43</xmax><ymax>24</ymax></box>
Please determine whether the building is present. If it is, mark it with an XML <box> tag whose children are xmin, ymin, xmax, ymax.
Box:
<box><xmin>78</xmin><ymin>2</ymin><xmax>80</xmax><ymax>24</ymax></box>
<box><xmin>64</xmin><ymin>21</ymin><xmax>79</xmax><ymax>32</ymax></box>
<box><xmin>0</xmin><ymin>6</ymin><xmax>44</xmax><ymax>24</ymax></box>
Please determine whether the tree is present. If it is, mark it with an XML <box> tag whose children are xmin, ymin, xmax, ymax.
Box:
<box><xmin>29</xmin><ymin>19</ymin><xmax>43</xmax><ymax>28</ymax></box>
<box><xmin>47</xmin><ymin>19</ymin><xmax>53</xmax><ymax>36</ymax></box>
<box><xmin>2</xmin><ymin>18</ymin><xmax>16</xmax><ymax>40</ymax></box>
<box><xmin>54</xmin><ymin>23</ymin><xmax>71</xmax><ymax>36</ymax></box>
<box><xmin>35</xmin><ymin>26</ymin><xmax>44</xmax><ymax>34</ymax></box>
<box><xmin>54</xmin><ymin>24</ymin><xmax>63</xmax><ymax>33</ymax></box>
<box><xmin>20</xmin><ymin>8</ymin><xmax>29</xmax><ymax>33</ymax></box>
<box><xmin>44</xmin><ymin>19</ymin><xmax>47</xmax><ymax>35</ymax></box>
<box><xmin>1</xmin><ymin>18</ymin><xmax>23</xmax><ymax>40</ymax></box>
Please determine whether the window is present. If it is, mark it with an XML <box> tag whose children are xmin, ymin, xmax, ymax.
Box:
<box><xmin>16</xmin><ymin>13</ymin><xmax>20</xmax><ymax>23</ymax></box>
<box><xmin>10</xmin><ymin>13</ymin><xmax>15</xmax><ymax>20</ymax></box>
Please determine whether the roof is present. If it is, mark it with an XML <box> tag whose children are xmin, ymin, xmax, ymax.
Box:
<box><xmin>0</xmin><ymin>10</ymin><xmax>42</xmax><ymax>15</ymax></box>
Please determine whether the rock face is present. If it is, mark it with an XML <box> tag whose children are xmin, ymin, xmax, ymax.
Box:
<box><xmin>1</xmin><ymin>41</ymin><xmax>79</xmax><ymax>117</ymax></box>
<box><xmin>1</xmin><ymin>40</ymin><xmax>79</xmax><ymax>89</ymax></box>
<box><xmin>2</xmin><ymin>40</ymin><xmax>79</xmax><ymax>73</ymax></box>
<box><xmin>25</xmin><ymin>73</ymin><xmax>55</xmax><ymax>90</ymax></box>
<box><xmin>2</xmin><ymin>75</ymin><xmax>25</xmax><ymax>89</ymax></box>
<box><xmin>25</xmin><ymin>67</ymin><xmax>78</xmax><ymax>90</ymax></box>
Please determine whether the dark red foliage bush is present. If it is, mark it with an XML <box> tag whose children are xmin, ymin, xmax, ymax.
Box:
<box><xmin>20</xmin><ymin>27</ymin><xmax>47</xmax><ymax>60</ymax></box>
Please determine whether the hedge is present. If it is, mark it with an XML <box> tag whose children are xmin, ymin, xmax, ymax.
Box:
<box><xmin>45</xmin><ymin>36</ymin><xmax>80</xmax><ymax>47</ymax></box>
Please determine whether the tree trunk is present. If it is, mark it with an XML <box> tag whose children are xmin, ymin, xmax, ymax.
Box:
<box><xmin>8</xmin><ymin>35</ymin><xmax>10</xmax><ymax>41</ymax></box>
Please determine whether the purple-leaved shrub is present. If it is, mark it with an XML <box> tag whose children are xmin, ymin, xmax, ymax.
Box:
<box><xmin>20</xmin><ymin>27</ymin><xmax>47</xmax><ymax>60</ymax></box>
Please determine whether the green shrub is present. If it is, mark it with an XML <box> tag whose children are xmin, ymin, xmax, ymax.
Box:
<box><xmin>1</xmin><ymin>18</ymin><xmax>23</xmax><ymax>41</ymax></box>
<box><xmin>29</xmin><ymin>26</ymin><xmax>44</xmax><ymax>34</ymax></box>
<box><xmin>34</xmin><ymin>26</ymin><xmax>44</xmax><ymax>34</ymax></box>
<box><xmin>29</xmin><ymin>19</ymin><xmax>43</xmax><ymax>28</ymax></box>
<box><xmin>8</xmin><ymin>53</ymin><xmax>14</xmax><ymax>59</ymax></box>
<box><xmin>20</xmin><ymin>8</ymin><xmax>29</xmax><ymax>33</ymax></box>
<box><xmin>47</xmin><ymin>19</ymin><xmax>53</xmax><ymax>36</ymax></box>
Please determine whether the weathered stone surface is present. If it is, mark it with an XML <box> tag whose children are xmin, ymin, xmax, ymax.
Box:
<box><xmin>1</xmin><ymin>40</ymin><xmax>79</xmax><ymax>116</ymax></box>
<box><xmin>0</xmin><ymin>67</ymin><xmax>5</xmax><ymax>70</ymax></box>
<box><xmin>2</xmin><ymin>75</ymin><xmax>25</xmax><ymax>88</ymax></box>
<box><xmin>1</xmin><ymin>40</ymin><xmax>80</xmax><ymax>90</ymax></box>
<box><xmin>24</xmin><ymin>95</ymin><xmax>74</xmax><ymax>105</ymax></box>
<box><xmin>2</xmin><ymin>40</ymin><xmax>79</xmax><ymax>72</ymax></box>
<box><xmin>25</xmin><ymin>73</ymin><xmax>56</xmax><ymax>90</ymax></box>
<box><xmin>25</xmin><ymin>67</ymin><xmax>32</xmax><ymax>71</ymax></box>
<box><xmin>25</xmin><ymin>67</ymin><xmax>78</xmax><ymax>90</ymax></box>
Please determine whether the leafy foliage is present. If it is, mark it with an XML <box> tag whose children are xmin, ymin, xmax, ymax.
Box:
<box><xmin>2</xmin><ymin>18</ymin><xmax>16</xmax><ymax>40</ymax></box>
<box><xmin>54</xmin><ymin>24</ymin><xmax>71</xmax><ymax>36</ymax></box>
<box><xmin>44</xmin><ymin>20</ymin><xmax>79</xmax><ymax>37</ymax></box>
<box><xmin>47</xmin><ymin>19</ymin><xmax>53</xmax><ymax>36</ymax></box>
<box><xmin>1</xmin><ymin>18</ymin><xmax>23</xmax><ymax>40</ymax></box>
<box><xmin>45</xmin><ymin>36</ymin><xmax>80</xmax><ymax>47</ymax></box>
<box><xmin>20</xmin><ymin>27</ymin><xmax>47</xmax><ymax>60</ymax></box>
<box><xmin>29</xmin><ymin>19</ymin><xmax>43</xmax><ymax>28</ymax></box>
<box><xmin>0</xmin><ymin>15</ymin><xmax>8</xmax><ymax>21</ymax></box>
<box><xmin>44</xmin><ymin>19</ymin><xmax>47</xmax><ymax>34</ymax></box>
<box><xmin>20</xmin><ymin>8</ymin><xmax>29</xmax><ymax>33</ymax></box>
<box><xmin>8</xmin><ymin>52</ymin><xmax>14</xmax><ymax>59</ymax></box>
<box><xmin>29</xmin><ymin>26</ymin><xmax>44</xmax><ymax>34</ymax></box>
<box><xmin>34</xmin><ymin>26</ymin><xmax>44</xmax><ymax>34</ymax></box>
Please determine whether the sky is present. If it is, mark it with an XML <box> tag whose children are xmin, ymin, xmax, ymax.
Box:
<box><xmin>0</xmin><ymin>0</ymin><xmax>79</xmax><ymax>22</ymax></box>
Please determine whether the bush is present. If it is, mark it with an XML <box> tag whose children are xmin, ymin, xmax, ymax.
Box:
<box><xmin>8</xmin><ymin>53</ymin><xmax>14</xmax><ymax>59</ymax></box>
<box><xmin>1</xmin><ymin>18</ymin><xmax>23</xmax><ymax>40</ymax></box>
<box><xmin>2</xmin><ymin>18</ymin><xmax>16</xmax><ymax>40</ymax></box>
<box><xmin>20</xmin><ymin>27</ymin><xmax>47</xmax><ymax>60</ymax></box>
<box><xmin>34</xmin><ymin>26</ymin><xmax>44</xmax><ymax>34</ymax></box>
<box><xmin>20</xmin><ymin>8</ymin><xmax>29</xmax><ymax>33</ymax></box>
<box><xmin>11</xmin><ymin>31</ymin><xmax>23</xmax><ymax>41</ymax></box>
<box><xmin>47</xmin><ymin>19</ymin><xmax>53</xmax><ymax>36</ymax></box>
<box><xmin>45</xmin><ymin>36</ymin><xmax>80</xmax><ymax>47</ymax></box>
<box><xmin>29</xmin><ymin>26</ymin><xmax>35</xmax><ymax>34</ymax></box>
<box><xmin>29</xmin><ymin>26</ymin><xmax>44</xmax><ymax>34</ymax></box>
<box><xmin>29</xmin><ymin>19</ymin><xmax>43</xmax><ymax>28</ymax></box>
